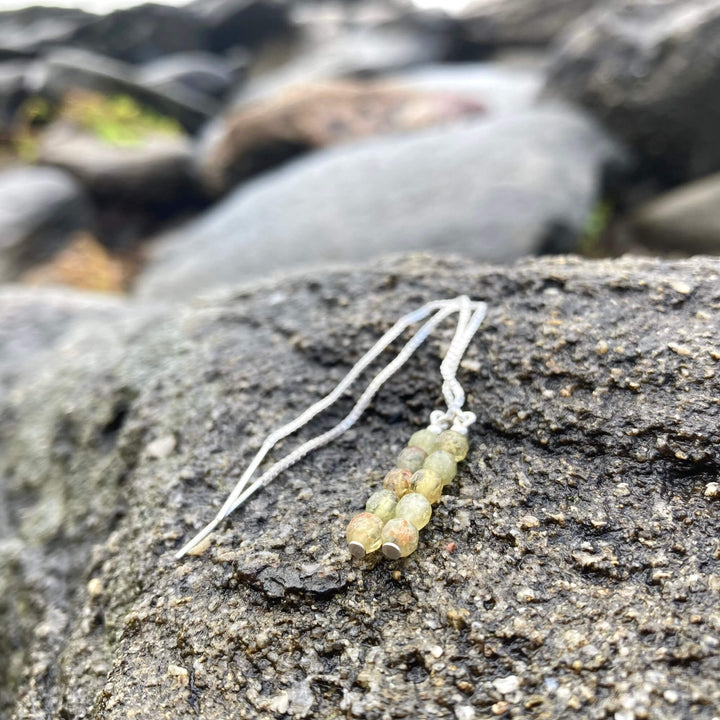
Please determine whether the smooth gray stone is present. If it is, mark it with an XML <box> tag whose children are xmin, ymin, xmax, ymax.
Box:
<box><xmin>545</xmin><ymin>0</ymin><xmax>720</xmax><ymax>183</ymax></box>
<box><xmin>0</xmin><ymin>166</ymin><xmax>94</xmax><ymax>281</ymax></box>
<box><xmin>632</xmin><ymin>173</ymin><xmax>720</xmax><ymax>253</ymax></box>
<box><xmin>137</xmin><ymin>107</ymin><xmax>625</xmax><ymax>300</ymax></box>
<box><xmin>2</xmin><ymin>254</ymin><xmax>719</xmax><ymax>718</ymax></box>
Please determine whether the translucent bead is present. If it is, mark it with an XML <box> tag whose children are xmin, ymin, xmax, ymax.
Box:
<box><xmin>423</xmin><ymin>450</ymin><xmax>457</xmax><ymax>486</ymax></box>
<box><xmin>396</xmin><ymin>445</ymin><xmax>427</xmax><ymax>473</ymax></box>
<box><xmin>437</xmin><ymin>430</ymin><xmax>469</xmax><ymax>461</ymax></box>
<box><xmin>365</xmin><ymin>489</ymin><xmax>397</xmax><ymax>522</ymax></box>
<box><xmin>410</xmin><ymin>468</ymin><xmax>443</xmax><ymax>504</ymax></box>
<box><xmin>381</xmin><ymin>518</ymin><xmax>419</xmax><ymax>559</ymax></box>
<box><xmin>383</xmin><ymin>468</ymin><xmax>413</xmax><ymax>498</ymax></box>
<box><xmin>346</xmin><ymin>512</ymin><xmax>384</xmax><ymax>558</ymax></box>
<box><xmin>395</xmin><ymin>492</ymin><xmax>432</xmax><ymax>530</ymax></box>
<box><xmin>408</xmin><ymin>429</ymin><xmax>438</xmax><ymax>455</ymax></box>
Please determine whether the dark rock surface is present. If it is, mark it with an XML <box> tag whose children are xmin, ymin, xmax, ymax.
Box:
<box><xmin>138</xmin><ymin>107</ymin><xmax>624</xmax><ymax>299</ymax></box>
<box><xmin>545</xmin><ymin>0</ymin><xmax>720</xmax><ymax>184</ymax></box>
<box><xmin>2</xmin><ymin>254</ymin><xmax>720</xmax><ymax>719</ymax></box>
<box><xmin>0</xmin><ymin>61</ymin><xmax>30</xmax><ymax>132</ymax></box>
<box><xmin>0</xmin><ymin>6</ymin><xmax>95</xmax><ymax>59</ymax></box>
<box><xmin>67</xmin><ymin>3</ymin><xmax>207</xmax><ymax>65</ymax></box>
<box><xmin>189</xmin><ymin>0</ymin><xmax>292</xmax><ymax>53</ymax></box>
<box><xmin>38</xmin><ymin>126</ymin><xmax>204</xmax><ymax>215</ymax></box>
<box><xmin>41</xmin><ymin>48</ymin><xmax>217</xmax><ymax>133</ymax></box>
<box><xmin>0</xmin><ymin>166</ymin><xmax>94</xmax><ymax>281</ymax></box>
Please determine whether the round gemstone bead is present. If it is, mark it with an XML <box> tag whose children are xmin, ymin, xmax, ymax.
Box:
<box><xmin>423</xmin><ymin>450</ymin><xmax>457</xmax><ymax>486</ymax></box>
<box><xmin>395</xmin><ymin>492</ymin><xmax>432</xmax><ymax>530</ymax></box>
<box><xmin>408</xmin><ymin>429</ymin><xmax>439</xmax><ymax>455</ymax></box>
<box><xmin>410</xmin><ymin>468</ymin><xmax>443</xmax><ymax>504</ymax></box>
<box><xmin>346</xmin><ymin>512</ymin><xmax>384</xmax><ymax>558</ymax></box>
<box><xmin>396</xmin><ymin>445</ymin><xmax>427</xmax><ymax>473</ymax></box>
<box><xmin>365</xmin><ymin>489</ymin><xmax>397</xmax><ymax>522</ymax></box>
<box><xmin>381</xmin><ymin>517</ymin><xmax>419</xmax><ymax>559</ymax></box>
<box><xmin>437</xmin><ymin>430</ymin><xmax>469</xmax><ymax>461</ymax></box>
<box><xmin>383</xmin><ymin>468</ymin><xmax>413</xmax><ymax>498</ymax></box>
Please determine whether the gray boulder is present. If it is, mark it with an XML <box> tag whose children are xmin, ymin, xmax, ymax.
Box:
<box><xmin>0</xmin><ymin>62</ymin><xmax>29</xmax><ymax>132</ymax></box>
<box><xmin>545</xmin><ymin>0</ymin><xmax>720</xmax><ymax>183</ymax></box>
<box><xmin>0</xmin><ymin>166</ymin><xmax>94</xmax><ymax>281</ymax></box>
<box><xmin>137</xmin><ymin>107</ymin><xmax>625</xmax><ymax>300</ymax></box>
<box><xmin>631</xmin><ymin>173</ymin><xmax>720</xmax><ymax>254</ymax></box>
<box><xmin>2</xmin><ymin>254</ymin><xmax>720</xmax><ymax>719</ymax></box>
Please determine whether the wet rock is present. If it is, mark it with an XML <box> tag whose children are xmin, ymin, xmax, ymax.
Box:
<box><xmin>0</xmin><ymin>166</ymin><xmax>94</xmax><ymax>281</ymax></box>
<box><xmin>631</xmin><ymin>173</ymin><xmax>720</xmax><ymax>254</ymax></box>
<box><xmin>38</xmin><ymin>125</ymin><xmax>204</xmax><ymax>214</ymax></box>
<box><xmin>2</xmin><ymin>254</ymin><xmax>720</xmax><ymax>718</ymax></box>
<box><xmin>449</xmin><ymin>0</ymin><xmax>598</xmax><ymax>49</ymax></box>
<box><xmin>0</xmin><ymin>61</ymin><xmax>30</xmax><ymax>133</ymax></box>
<box><xmin>545</xmin><ymin>0</ymin><xmax>720</xmax><ymax>183</ymax></box>
<box><xmin>189</xmin><ymin>0</ymin><xmax>292</xmax><ymax>54</ymax></box>
<box><xmin>67</xmin><ymin>3</ymin><xmax>207</xmax><ymax>65</ymax></box>
<box><xmin>137</xmin><ymin>52</ymin><xmax>240</xmax><ymax>101</ymax></box>
<box><xmin>41</xmin><ymin>47</ymin><xmax>217</xmax><ymax>133</ymax></box>
<box><xmin>0</xmin><ymin>6</ymin><xmax>95</xmax><ymax>59</ymax></box>
<box><xmin>199</xmin><ymin>79</ymin><xmax>485</xmax><ymax>193</ymax></box>
<box><xmin>138</xmin><ymin>107</ymin><xmax>624</xmax><ymax>299</ymax></box>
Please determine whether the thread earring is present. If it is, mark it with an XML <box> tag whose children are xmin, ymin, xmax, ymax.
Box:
<box><xmin>175</xmin><ymin>296</ymin><xmax>487</xmax><ymax>561</ymax></box>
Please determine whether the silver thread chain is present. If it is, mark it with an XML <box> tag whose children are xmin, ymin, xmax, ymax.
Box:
<box><xmin>176</xmin><ymin>296</ymin><xmax>487</xmax><ymax>558</ymax></box>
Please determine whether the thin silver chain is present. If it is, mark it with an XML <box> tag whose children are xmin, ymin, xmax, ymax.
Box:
<box><xmin>176</xmin><ymin>296</ymin><xmax>487</xmax><ymax>558</ymax></box>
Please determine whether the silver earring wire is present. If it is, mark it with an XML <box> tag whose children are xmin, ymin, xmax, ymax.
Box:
<box><xmin>176</xmin><ymin>296</ymin><xmax>487</xmax><ymax>559</ymax></box>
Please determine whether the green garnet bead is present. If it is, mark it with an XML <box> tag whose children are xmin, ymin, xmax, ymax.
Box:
<box><xmin>347</xmin><ymin>512</ymin><xmax>384</xmax><ymax>558</ymax></box>
<box><xmin>423</xmin><ymin>450</ymin><xmax>457</xmax><ymax>486</ymax></box>
<box><xmin>410</xmin><ymin>468</ymin><xmax>443</xmax><ymax>504</ymax></box>
<box><xmin>383</xmin><ymin>468</ymin><xmax>413</xmax><ymax>498</ymax></box>
<box><xmin>396</xmin><ymin>445</ymin><xmax>427</xmax><ymax>473</ymax></box>
<box><xmin>437</xmin><ymin>430</ymin><xmax>469</xmax><ymax>461</ymax></box>
<box><xmin>407</xmin><ymin>429</ymin><xmax>439</xmax><ymax>455</ymax></box>
<box><xmin>365</xmin><ymin>489</ymin><xmax>397</xmax><ymax>522</ymax></box>
<box><xmin>395</xmin><ymin>492</ymin><xmax>432</xmax><ymax>530</ymax></box>
<box><xmin>381</xmin><ymin>518</ymin><xmax>419</xmax><ymax>559</ymax></box>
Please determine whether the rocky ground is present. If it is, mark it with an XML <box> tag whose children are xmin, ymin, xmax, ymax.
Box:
<box><xmin>2</xmin><ymin>254</ymin><xmax>720</xmax><ymax>719</ymax></box>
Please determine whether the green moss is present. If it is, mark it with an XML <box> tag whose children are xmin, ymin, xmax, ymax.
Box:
<box><xmin>578</xmin><ymin>201</ymin><xmax>613</xmax><ymax>256</ymax></box>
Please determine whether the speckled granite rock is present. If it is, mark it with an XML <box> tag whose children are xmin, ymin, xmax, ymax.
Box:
<box><xmin>2</xmin><ymin>254</ymin><xmax>720</xmax><ymax>719</ymax></box>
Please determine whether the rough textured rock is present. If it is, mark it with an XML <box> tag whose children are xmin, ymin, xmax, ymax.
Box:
<box><xmin>631</xmin><ymin>173</ymin><xmax>720</xmax><ymax>255</ymax></box>
<box><xmin>200</xmin><ymin>79</ymin><xmax>485</xmax><ymax>193</ymax></box>
<box><xmin>0</xmin><ymin>166</ymin><xmax>94</xmax><ymax>281</ymax></box>
<box><xmin>138</xmin><ymin>107</ymin><xmax>624</xmax><ymax>299</ymax></box>
<box><xmin>41</xmin><ymin>48</ymin><xmax>217</xmax><ymax>133</ymax></box>
<box><xmin>2</xmin><ymin>254</ymin><xmax>720</xmax><ymax>719</ymax></box>
<box><xmin>545</xmin><ymin>0</ymin><xmax>720</xmax><ymax>183</ymax></box>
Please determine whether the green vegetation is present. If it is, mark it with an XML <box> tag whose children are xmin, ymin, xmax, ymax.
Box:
<box><xmin>578</xmin><ymin>200</ymin><xmax>613</xmax><ymax>256</ymax></box>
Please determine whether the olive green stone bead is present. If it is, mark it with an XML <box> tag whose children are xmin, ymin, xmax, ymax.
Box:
<box><xmin>410</xmin><ymin>468</ymin><xmax>443</xmax><ymax>504</ymax></box>
<box><xmin>346</xmin><ymin>512</ymin><xmax>384</xmax><ymax>558</ymax></box>
<box><xmin>395</xmin><ymin>492</ymin><xmax>432</xmax><ymax>530</ymax></box>
<box><xmin>396</xmin><ymin>445</ymin><xmax>427</xmax><ymax>473</ymax></box>
<box><xmin>437</xmin><ymin>430</ymin><xmax>469</xmax><ymax>461</ymax></box>
<box><xmin>408</xmin><ymin>429</ymin><xmax>439</xmax><ymax>455</ymax></box>
<box><xmin>383</xmin><ymin>468</ymin><xmax>413</xmax><ymax>498</ymax></box>
<box><xmin>381</xmin><ymin>517</ymin><xmax>419</xmax><ymax>559</ymax></box>
<box><xmin>424</xmin><ymin>450</ymin><xmax>457</xmax><ymax>486</ymax></box>
<box><xmin>365</xmin><ymin>489</ymin><xmax>397</xmax><ymax>522</ymax></box>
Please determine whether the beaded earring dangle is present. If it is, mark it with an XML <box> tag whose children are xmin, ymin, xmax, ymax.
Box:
<box><xmin>175</xmin><ymin>296</ymin><xmax>487</xmax><ymax>561</ymax></box>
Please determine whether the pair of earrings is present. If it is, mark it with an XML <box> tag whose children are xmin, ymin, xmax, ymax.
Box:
<box><xmin>175</xmin><ymin>296</ymin><xmax>486</xmax><ymax>562</ymax></box>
